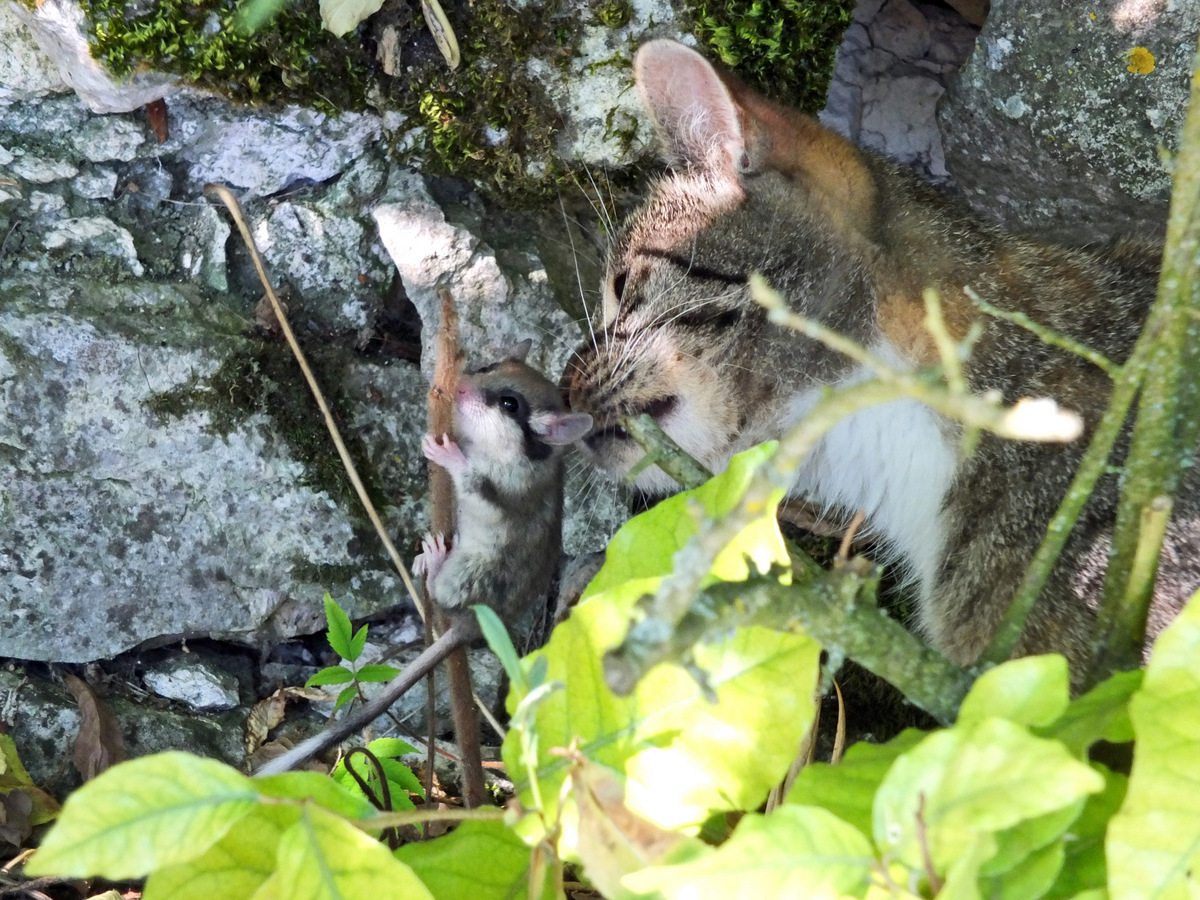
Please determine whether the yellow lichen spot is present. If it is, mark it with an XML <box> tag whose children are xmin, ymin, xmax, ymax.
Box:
<box><xmin>1126</xmin><ymin>46</ymin><xmax>1156</xmax><ymax>74</ymax></box>
<box><xmin>1089</xmin><ymin>11</ymin><xmax>1096</xmax><ymax>19</ymax></box>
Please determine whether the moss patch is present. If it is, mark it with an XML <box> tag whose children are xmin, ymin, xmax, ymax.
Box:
<box><xmin>79</xmin><ymin>0</ymin><xmax>370</xmax><ymax>110</ymax></box>
<box><xmin>382</xmin><ymin>0</ymin><xmax>590</xmax><ymax>206</ymax></box>
<box><xmin>145</xmin><ymin>339</ymin><xmax>386</xmax><ymax>511</ymax></box>
<box><xmin>685</xmin><ymin>0</ymin><xmax>854</xmax><ymax>112</ymax></box>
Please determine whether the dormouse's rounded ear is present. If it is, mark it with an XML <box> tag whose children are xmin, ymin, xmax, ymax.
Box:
<box><xmin>634</xmin><ymin>40</ymin><xmax>756</xmax><ymax>177</ymax></box>
<box><xmin>531</xmin><ymin>412</ymin><xmax>593</xmax><ymax>446</ymax></box>
<box><xmin>503</xmin><ymin>338</ymin><xmax>533</xmax><ymax>363</ymax></box>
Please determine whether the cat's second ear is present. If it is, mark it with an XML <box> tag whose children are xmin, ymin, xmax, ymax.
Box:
<box><xmin>634</xmin><ymin>40</ymin><xmax>755</xmax><ymax>177</ymax></box>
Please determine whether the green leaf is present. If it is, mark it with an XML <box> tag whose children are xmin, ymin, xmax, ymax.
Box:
<box><xmin>623</xmin><ymin>806</ymin><xmax>874</xmax><ymax>900</ymax></box>
<box><xmin>323</xmin><ymin>594</ymin><xmax>355</xmax><ymax>661</ymax></box>
<box><xmin>1106</xmin><ymin>592</ymin><xmax>1200</xmax><ymax>900</ymax></box>
<box><xmin>319</xmin><ymin>0</ymin><xmax>385</xmax><ymax>38</ymax></box>
<box><xmin>981</xmin><ymin>802</ymin><xmax>1083</xmax><ymax>876</ymax></box>
<box><xmin>144</xmin><ymin>804</ymin><xmax>293</xmax><ymax>900</ymax></box>
<box><xmin>938</xmin><ymin>832</ymin><xmax>996</xmax><ymax>900</ymax></box>
<box><xmin>1045</xmin><ymin>765</ymin><xmax>1127</xmax><ymax>900</ymax></box>
<box><xmin>254</xmin><ymin>772</ymin><xmax>376</xmax><ymax>820</ymax></box>
<box><xmin>785</xmin><ymin>728</ymin><xmax>925</xmax><ymax>837</ymax></box>
<box><xmin>982</xmin><ymin>839</ymin><xmax>1066</xmax><ymax>900</ymax></box>
<box><xmin>874</xmin><ymin>718</ymin><xmax>1103</xmax><ymax>877</ymax></box>
<box><xmin>349</xmin><ymin>624</ymin><xmax>369</xmax><ymax>662</ymax></box>
<box><xmin>958</xmin><ymin>656</ymin><xmax>1070</xmax><ymax>728</ymax></box>
<box><xmin>504</xmin><ymin>446</ymin><xmax>818</xmax><ymax>837</ymax></box>
<box><xmin>334</xmin><ymin>685</ymin><xmax>357</xmax><ymax>710</ymax></box>
<box><xmin>305</xmin><ymin>666</ymin><xmax>355</xmax><ymax>688</ymax></box>
<box><xmin>1037</xmin><ymin>669</ymin><xmax>1142</xmax><ymax>758</ymax></box>
<box><xmin>257</xmin><ymin>805</ymin><xmax>432</xmax><ymax>900</ymax></box>
<box><xmin>361</xmin><ymin>738</ymin><xmax>418</xmax><ymax>759</ymax></box>
<box><xmin>354</xmin><ymin>665</ymin><xmax>401</xmax><ymax>683</ymax></box>
<box><xmin>27</xmin><ymin>752</ymin><xmax>258</xmax><ymax>878</ymax></box>
<box><xmin>395</xmin><ymin>819</ymin><xmax>550</xmax><ymax>900</ymax></box>
<box><xmin>476</xmin><ymin>604</ymin><xmax>527</xmax><ymax>699</ymax></box>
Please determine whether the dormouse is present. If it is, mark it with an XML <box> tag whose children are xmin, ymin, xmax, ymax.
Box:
<box><xmin>415</xmin><ymin>341</ymin><xmax>593</xmax><ymax>629</ymax></box>
<box><xmin>564</xmin><ymin>39</ymin><xmax>1200</xmax><ymax>683</ymax></box>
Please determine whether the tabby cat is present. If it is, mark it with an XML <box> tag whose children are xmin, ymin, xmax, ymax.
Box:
<box><xmin>564</xmin><ymin>39</ymin><xmax>1199</xmax><ymax>681</ymax></box>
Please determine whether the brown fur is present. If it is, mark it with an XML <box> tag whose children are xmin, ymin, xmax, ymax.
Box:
<box><xmin>564</xmin><ymin>40</ymin><xmax>1197</xmax><ymax>684</ymax></box>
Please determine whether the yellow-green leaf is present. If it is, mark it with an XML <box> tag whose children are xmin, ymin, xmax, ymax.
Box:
<box><xmin>957</xmin><ymin>656</ymin><xmax>1069</xmax><ymax>728</ymax></box>
<box><xmin>256</xmin><ymin>805</ymin><xmax>432</xmax><ymax>900</ymax></box>
<box><xmin>27</xmin><ymin>752</ymin><xmax>257</xmax><ymax>879</ymax></box>
<box><xmin>1107</xmin><ymin>591</ymin><xmax>1200</xmax><ymax>900</ymax></box>
<box><xmin>395</xmin><ymin>820</ymin><xmax>552</xmax><ymax>900</ymax></box>
<box><xmin>144</xmin><ymin>805</ymin><xmax>295</xmax><ymax>900</ymax></box>
<box><xmin>624</xmin><ymin>806</ymin><xmax>874</xmax><ymax>900</ymax></box>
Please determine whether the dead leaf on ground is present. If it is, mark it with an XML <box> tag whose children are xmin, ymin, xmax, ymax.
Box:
<box><xmin>0</xmin><ymin>788</ymin><xmax>33</xmax><ymax>848</ymax></box>
<box><xmin>245</xmin><ymin>689</ymin><xmax>289</xmax><ymax>756</ymax></box>
<box><xmin>64</xmin><ymin>674</ymin><xmax>126</xmax><ymax>782</ymax></box>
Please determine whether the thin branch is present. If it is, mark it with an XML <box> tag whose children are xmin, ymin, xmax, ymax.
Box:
<box><xmin>1092</xmin><ymin>43</ymin><xmax>1200</xmax><ymax>680</ymax></box>
<box><xmin>966</xmin><ymin>287</ymin><xmax>1120</xmax><ymax>379</ymax></box>
<box><xmin>423</xmin><ymin>286</ymin><xmax>485</xmax><ymax>810</ymax></box>
<box><xmin>622</xmin><ymin>412</ymin><xmax>712</xmax><ymax>489</ymax></box>
<box><xmin>981</xmin><ymin>330</ymin><xmax>1150</xmax><ymax>665</ymax></box>
<box><xmin>205</xmin><ymin>185</ymin><xmax>422</xmax><ymax>611</ymax></box>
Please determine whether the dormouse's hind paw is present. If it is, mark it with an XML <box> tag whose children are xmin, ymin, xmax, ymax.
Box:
<box><xmin>421</xmin><ymin>432</ymin><xmax>468</xmax><ymax>471</ymax></box>
<box><xmin>413</xmin><ymin>532</ymin><xmax>451</xmax><ymax>583</ymax></box>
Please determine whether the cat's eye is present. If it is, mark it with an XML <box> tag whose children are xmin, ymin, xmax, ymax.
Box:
<box><xmin>612</xmin><ymin>271</ymin><xmax>627</xmax><ymax>301</ymax></box>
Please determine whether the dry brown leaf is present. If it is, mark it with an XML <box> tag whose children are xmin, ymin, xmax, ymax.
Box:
<box><xmin>245</xmin><ymin>689</ymin><xmax>290</xmax><ymax>756</ymax></box>
<box><xmin>566</xmin><ymin>752</ymin><xmax>684</xmax><ymax>897</ymax></box>
<box><xmin>64</xmin><ymin>673</ymin><xmax>126</xmax><ymax>781</ymax></box>
<box><xmin>145</xmin><ymin>98</ymin><xmax>168</xmax><ymax>144</ymax></box>
<box><xmin>0</xmin><ymin>788</ymin><xmax>33</xmax><ymax>848</ymax></box>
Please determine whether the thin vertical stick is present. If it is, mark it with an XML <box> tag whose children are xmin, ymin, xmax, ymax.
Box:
<box><xmin>205</xmin><ymin>184</ymin><xmax>424</xmax><ymax>613</ymax></box>
<box><xmin>425</xmin><ymin>287</ymin><xmax>485</xmax><ymax>809</ymax></box>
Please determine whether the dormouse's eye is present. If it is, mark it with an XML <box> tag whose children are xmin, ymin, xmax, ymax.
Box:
<box><xmin>500</xmin><ymin>395</ymin><xmax>519</xmax><ymax>414</ymax></box>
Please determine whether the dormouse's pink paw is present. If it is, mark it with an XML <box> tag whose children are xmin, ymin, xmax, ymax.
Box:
<box><xmin>421</xmin><ymin>432</ymin><xmax>467</xmax><ymax>471</ymax></box>
<box><xmin>413</xmin><ymin>532</ymin><xmax>451</xmax><ymax>583</ymax></box>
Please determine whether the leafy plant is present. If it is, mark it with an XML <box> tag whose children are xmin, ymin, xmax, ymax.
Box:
<box><xmin>23</xmin><ymin>453</ymin><xmax>1200</xmax><ymax>899</ymax></box>
<box><xmin>305</xmin><ymin>593</ymin><xmax>401</xmax><ymax>711</ymax></box>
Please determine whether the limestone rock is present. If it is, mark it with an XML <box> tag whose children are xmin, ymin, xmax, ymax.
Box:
<box><xmin>143</xmin><ymin>654</ymin><xmax>242</xmax><ymax>711</ymax></box>
<box><xmin>938</xmin><ymin>0</ymin><xmax>1195</xmax><ymax>243</ymax></box>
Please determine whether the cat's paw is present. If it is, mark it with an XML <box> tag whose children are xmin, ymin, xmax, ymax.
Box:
<box><xmin>421</xmin><ymin>432</ymin><xmax>468</xmax><ymax>471</ymax></box>
<box><xmin>413</xmin><ymin>532</ymin><xmax>451</xmax><ymax>582</ymax></box>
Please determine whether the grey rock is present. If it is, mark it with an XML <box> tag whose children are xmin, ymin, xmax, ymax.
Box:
<box><xmin>143</xmin><ymin>654</ymin><xmax>242</xmax><ymax>711</ymax></box>
<box><xmin>8</xmin><ymin>0</ymin><xmax>177</xmax><ymax>114</ymax></box>
<box><xmin>821</xmin><ymin>0</ymin><xmax>978</xmax><ymax>182</ymax></box>
<box><xmin>938</xmin><ymin>0</ymin><xmax>1195</xmax><ymax>242</ymax></box>
<box><xmin>0</xmin><ymin>0</ymin><xmax>69</xmax><ymax>102</ymax></box>
<box><xmin>0</xmin><ymin>668</ymin><xmax>245</xmax><ymax>791</ymax></box>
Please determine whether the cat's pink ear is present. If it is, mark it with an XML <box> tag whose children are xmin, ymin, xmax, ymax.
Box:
<box><xmin>634</xmin><ymin>40</ymin><xmax>751</xmax><ymax>177</ymax></box>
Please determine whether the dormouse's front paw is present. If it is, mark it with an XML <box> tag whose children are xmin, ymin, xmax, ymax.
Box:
<box><xmin>421</xmin><ymin>432</ymin><xmax>468</xmax><ymax>471</ymax></box>
<box><xmin>413</xmin><ymin>532</ymin><xmax>451</xmax><ymax>583</ymax></box>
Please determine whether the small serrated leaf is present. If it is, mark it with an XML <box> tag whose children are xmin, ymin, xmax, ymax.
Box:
<box><xmin>323</xmin><ymin>594</ymin><xmax>355</xmax><ymax>660</ymax></box>
<box><xmin>355</xmin><ymin>665</ymin><xmax>402</xmax><ymax>683</ymax></box>
<box><xmin>349</xmin><ymin>624</ymin><xmax>369</xmax><ymax>662</ymax></box>
<box><xmin>334</xmin><ymin>685</ymin><xmax>358</xmax><ymax>710</ymax></box>
<box><xmin>305</xmin><ymin>666</ymin><xmax>355</xmax><ymax>688</ymax></box>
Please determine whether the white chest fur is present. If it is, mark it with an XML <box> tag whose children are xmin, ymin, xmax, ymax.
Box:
<box><xmin>786</xmin><ymin>346</ymin><xmax>958</xmax><ymax>622</ymax></box>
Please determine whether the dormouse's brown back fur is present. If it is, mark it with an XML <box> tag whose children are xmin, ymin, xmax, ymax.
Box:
<box><xmin>564</xmin><ymin>40</ymin><xmax>1198</xmax><ymax>683</ymax></box>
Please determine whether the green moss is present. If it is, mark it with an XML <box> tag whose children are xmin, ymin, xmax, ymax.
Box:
<box><xmin>78</xmin><ymin>0</ymin><xmax>369</xmax><ymax>110</ymax></box>
<box><xmin>383</xmin><ymin>0</ymin><xmax>589</xmax><ymax>206</ymax></box>
<box><xmin>145</xmin><ymin>340</ymin><xmax>386</xmax><ymax>511</ymax></box>
<box><xmin>592</xmin><ymin>0</ymin><xmax>632</xmax><ymax>28</ymax></box>
<box><xmin>684</xmin><ymin>0</ymin><xmax>854</xmax><ymax>112</ymax></box>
